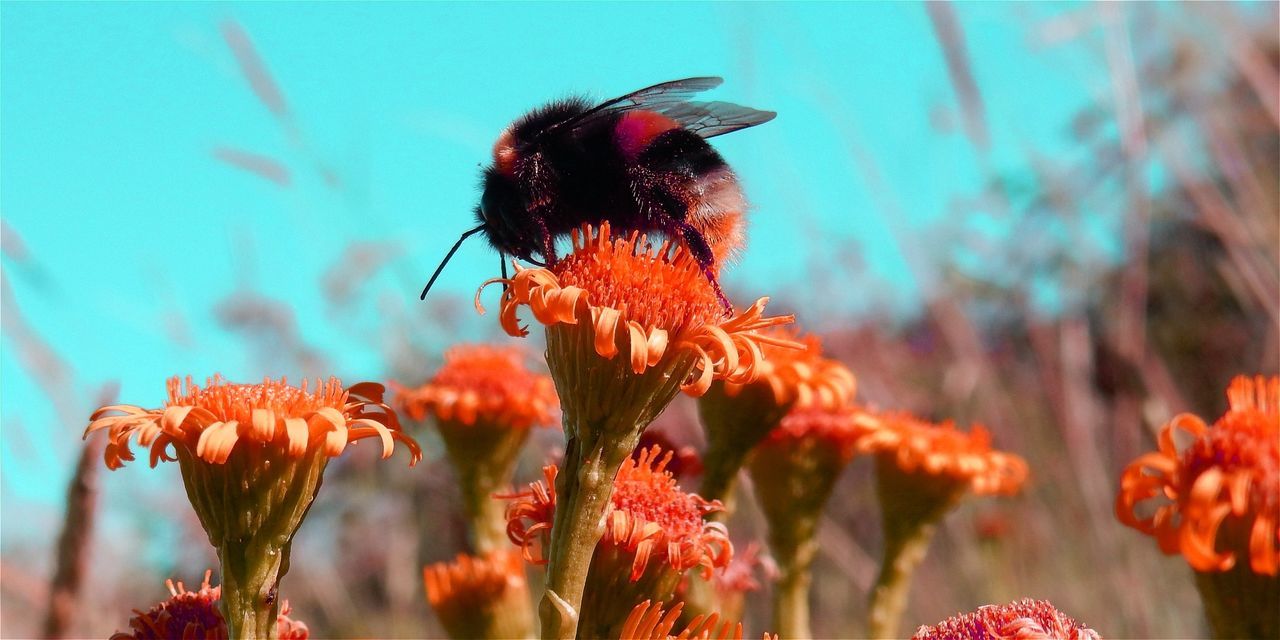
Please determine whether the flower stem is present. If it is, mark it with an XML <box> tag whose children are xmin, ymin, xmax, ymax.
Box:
<box><xmin>867</xmin><ymin>519</ymin><xmax>938</xmax><ymax>639</ymax></box>
<box><xmin>772</xmin><ymin>535</ymin><xmax>818</xmax><ymax>639</ymax></box>
<box><xmin>538</xmin><ymin>432</ymin><xmax>635</xmax><ymax>640</ymax></box>
<box><xmin>217</xmin><ymin>540</ymin><xmax>287</xmax><ymax>640</ymax></box>
<box><xmin>697</xmin><ymin>381</ymin><xmax>793</xmax><ymax>519</ymax></box>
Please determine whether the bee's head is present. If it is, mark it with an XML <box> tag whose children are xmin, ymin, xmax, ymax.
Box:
<box><xmin>477</xmin><ymin>168</ymin><xmax>534</xmax><ymax>260</ymax></box>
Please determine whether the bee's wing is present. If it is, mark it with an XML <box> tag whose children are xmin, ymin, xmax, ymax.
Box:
<box><xmin>659</xmin><ymin>101</ymin><xmax>777</xmax><ymax>138</ymax></box>
<box><xmin>559</xmin><ymin>77</ymin><xmax>774</xmax><ymax>139</ymax></box>
<box><xmin>564</xmin><ymin>77</ymin><xmax>724</xmax><ymax>129</ymax></box>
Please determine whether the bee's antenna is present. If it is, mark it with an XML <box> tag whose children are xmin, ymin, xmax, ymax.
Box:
<box><xmin>419</xmin><ymin>224</ymin><xmax>486</xmax><ymax>300</ymax></box>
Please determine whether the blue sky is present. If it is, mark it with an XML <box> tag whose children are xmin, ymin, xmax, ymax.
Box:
<box><xmin>1</xmin><ymin>2</ymin><xmax>1105</xmax><ymax>510</ymax></box>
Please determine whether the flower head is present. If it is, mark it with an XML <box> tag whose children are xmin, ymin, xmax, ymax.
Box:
<box><xmin>862</xmin><ymin>411</ymin><xmax>1029</xmax><ymax>639</ymax></box>
<box><xmin>507</xmin><ymin>446</ymin><xmax>731</xmax><ymax>580</ymax></box>
<box><xmin>424</xmin><ymin>550</ymin><xmax>533</xmax><ymax>640</ymax></box>
<box><xmin>1117</xmin><ymin>374</ymin><xmax>1279</xmax><ymax>575</ymax></box>
<box><xmin>393</xmin><ymin>344</ymin><xmax>558</xmax><ymax>430</ymax></box>
<box><xmin>695</xmin><ymin>328</ymin><xmax>855</xmax><ymax>512</ymax></box>
<box><xmin>912</xmin><ymin>599</ymin><xmax>1100</xmax><ymax>640</ymax></box>
<box><xmin>110</xmin><ymin>571</ymin><xmax>309</xmax><ymax>640</ymax></box>
<box><xmin>481</xmin><ymin>222</ymin><xmax>795</xmax><ymax>395</ymax></box>
<box><xmin>855</xmin><ymin>411</ymin><xmax>1027</xmax><ymax>497</ymax></box>
<box><xmin>87</xmin><ymin>376</ymin><xmax>421</xmax><ymax>469</ymax></box>
<box><xmin>87</xmin><ymin>376</ymin><xmax>417</xmax><ymax>639</ymax></box>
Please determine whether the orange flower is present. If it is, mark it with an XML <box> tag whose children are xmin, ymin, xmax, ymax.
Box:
<box><xmin>87</xmin><ymin>377</ymin><xmax>418</xmax><ymax>639</ymax></box>
<box><xmin>110</xmin><ymin>571</ymin><xmax>309</xmax><ymax>640</ymax></box>
<box><xmin>855</xmin><ymin>411</ymin><xmax>1027</xmax><ymax>496</ymax></box>
<box><xmin>480</xmin><ymin>222</ymin><xmax>795</xmax><ymax>395</ymax></box>
<box><xmin>620</xmin><ymin>600</ymin><xmax>746</xmax><ymax>640</ymax></box>
<box><xmin>911</xmin><ymin>599</ymin><xmax>1099</xmax><ymax>640</ymax></box>
<box><xmin>86</xmin><ymin>376</ymin><xmax>420</xmax><ymax>469</ymax></box>
<box><xmin>718</xmin><ymin>329</ymin><xmax>855</xmax><ymax>410</ymax></box>
<box><xmin>507</xmin><ymin>446</ymin><xmax>731</xmax><ymax>580</ymax></box>
<box><xmin>424</xmin><ymin>550</ymin><xmax>533</xmax><ymax>640</ymax></box>
<box><xmin>1117</xmin><ymin>374</ymin><xmax>1279</xmax><ymax>575</ymax></box>
<box><xmin>507</xmin><ymin>446</ymin><xmax>732</xmax><ymax>638</ymax></box>
<box><xmin>393</xmin><ymin>344</ymin><xmax>558</xmax><ymax>430</ymax></box>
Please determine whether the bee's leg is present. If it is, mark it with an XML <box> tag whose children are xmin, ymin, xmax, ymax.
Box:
<box><xmin>500</xmin><ymin>251</ymin><xmax>509</xmax><ymax>293</ymax></box>
<box><xmin>676</xmin><ymin>222</ymin><xmax>733</xmax><ymax>314</ymax></box>
<box><xmin>533</xmin><ymin>214</ymin><xmax>557</xmax><ymax>266</ymax></box>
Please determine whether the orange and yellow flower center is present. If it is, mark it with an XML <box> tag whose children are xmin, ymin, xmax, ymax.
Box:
<box><xmin>164</xmin><ymin>375</ymin><xmax>347</xmax><ymax>424</ymax></box>
<box><xmin>552</xmin><ymin>225</ymin><xmax>724</xmax><ymax>335</ymax></box>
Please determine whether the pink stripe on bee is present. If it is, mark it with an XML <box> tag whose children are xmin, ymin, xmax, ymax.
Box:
<box><xmin>614</xmin><ymin>111</ymin><xmax>681</xmax><ymax>159</ymax></box>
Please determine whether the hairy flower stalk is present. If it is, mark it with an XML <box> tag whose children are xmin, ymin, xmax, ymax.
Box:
<box><xmin>747</xmin><ymin>406</ymin><xmax>863</xmax><ymax>639</ymax></box>
<box><xmin>858</xmin><ymin>411</ymin><xmax>1027</xmax><ymax>640</ymax></box>
<box><xmin>86</xmin><ymin>376</ymin><xmax>420</xmax><ymax>639</ymax></box>
<box><xmin>482</xmin><ymin>222</ymin><xmax>793</xmax><ymax>640</ymax></box>
<box><xmin>394</xmin><ymin>344</ymin><xmax>557</xmax><ymax>555</ymax></box>
<box><xmin>1117</xmin><ymin>374</ymin><xmax>1279</xmax><ymax>639</ymax></box>
<box><xmin>507</xmin><ymin>446</ymin><xmax>732</xmax><ymax>639</ymax></box>
<box><xmin>425</xmin><ymin>550</ymin><xmax>535</xmax><ymax>640</ymax></box>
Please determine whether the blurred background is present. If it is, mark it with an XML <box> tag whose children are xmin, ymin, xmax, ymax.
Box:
<box><xmin>2</xmin><ymin>2</ymin><xmax>1277</xmax><ymax>637</ymax></box>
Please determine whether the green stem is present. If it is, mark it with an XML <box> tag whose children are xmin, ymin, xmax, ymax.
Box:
<box><xmin>218</xmin><ymin>540</ymin><xmax>287</xmax><ymax>640</ymax></box>
<box><xmin>536</xmin><ymin>320</ymin><xmax>696</xmax><ymax>640</ymax></box>
<box><xmin>867</xmin><ymin>520</ymin><xmax>938</xmax><ymax>640</ymax></box>
<box><xmin>697</xmin><ymin>381</ymin><xmax>793</xmax><ymax>518</ymax></box>
<box><xmin>538</xmin><ymin>433</ymin><xmax>634</xmax><ymax>640</ymax></box>
<box><xmin>773</xmin><ymin>536</ymin><xmax>818</xmax><ymax>640</ymax></box>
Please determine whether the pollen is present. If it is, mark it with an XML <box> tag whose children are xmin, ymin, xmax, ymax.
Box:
<box><xmin>551</xmin><ymin>223</ymin><xmax>723</xmax><ymax>336</ymax></box>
